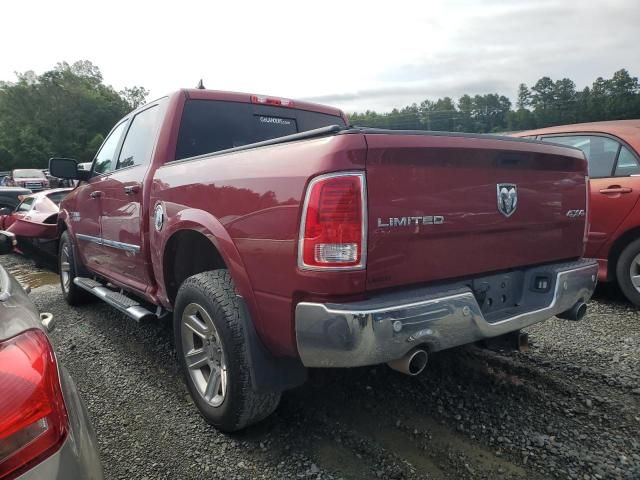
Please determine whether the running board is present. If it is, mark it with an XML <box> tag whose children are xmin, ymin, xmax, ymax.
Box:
<box><xmin>73</xmin><ymin>277</ymin><xmax>157</xmax><ymax>322</ymax></box>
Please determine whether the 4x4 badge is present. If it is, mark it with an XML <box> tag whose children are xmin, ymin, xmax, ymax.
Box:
<box><xmin>497</xmin><ymin>183</ymin><xmax>517</xmax><ymax>217</ymax></box>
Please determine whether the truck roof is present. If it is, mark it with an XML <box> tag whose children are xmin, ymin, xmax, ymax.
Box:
<box><xmin>175</xmin><ymin>88</ymin><xmax>345</xmax><ymax>118</ymax></box>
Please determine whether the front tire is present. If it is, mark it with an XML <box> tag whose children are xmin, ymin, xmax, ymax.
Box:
<box><xmin>174</xmin><ymin>270</ymin><xmax>280</xmax><ymax>431</ymax></box>
<box><xmin>58</xmin><ymin>231</ymin><xmax>92</xmax><ymax>305</ymax></box>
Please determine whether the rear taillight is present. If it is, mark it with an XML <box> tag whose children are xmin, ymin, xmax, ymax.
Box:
<box><xmin>0</xmin><ymin>329</ymin><xmax>68</xmax><ymax>480</ymax></box>
<box><xmin>250</xmin><ymin>95</ymin><xmax>293</xmax><ymax>107</ymax></box>
<box><xmin>298</xmin><ymin>172</ymin><xmax>367</xmax><ymax>270</ymax></box>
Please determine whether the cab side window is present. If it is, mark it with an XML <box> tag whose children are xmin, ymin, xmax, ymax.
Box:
<box><xmin>116</xmin><ymin>104</ymin><xmax>161</xmax><ymax>170</ymax></box>
<box><xmin>542</xmin><ymin>135</ymin><xmax>620</xmax><ymax>178</ymax></box>
<box><xmin>93</xmin><ymin>121</ymin><xmax>128</xmax><ymax>175</ymax></box>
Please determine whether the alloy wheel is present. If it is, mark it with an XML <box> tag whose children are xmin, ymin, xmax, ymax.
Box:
<box><xmin>630</xmin><ymin>253</ymin><xmax>640</xmax><ymax>293</ymax></box>
<box><xmin>181</xmin><ymin>302</ymin><xmax>227</xmax><ymax>407</ymax></box>
<box><xmin>60</xmin><ymin>243</ymin><xmax>71</xmax><ymax>293</ymax></box>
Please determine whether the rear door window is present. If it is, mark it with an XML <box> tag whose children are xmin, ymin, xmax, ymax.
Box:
<box><xmin>541</xmin><ymin>135</ymin><xmax>620</xmax><ymax>178</ymax></box>
<box><xmin>46</xmin><ymin>191</ymin><xmax>70</xmax><ymax>206</ymax></box>
<box><xmin>614</xmin><ymin>146</ymin><xmax>640</xmax><ymax>177</ymax></box>
<box><xmin>175</xmin><ymin>100</ymin><xmax>345</xmax><ymax>160</ymax></box>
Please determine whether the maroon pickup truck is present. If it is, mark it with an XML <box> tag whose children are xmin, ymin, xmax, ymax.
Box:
<box><xmin>46</xmin><ymin>89</ymin><xmax>598</xmax><ymax>431</ymax></box>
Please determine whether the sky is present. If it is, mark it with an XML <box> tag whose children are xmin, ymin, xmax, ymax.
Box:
<box><xmin>1</xmin><ymin>0</ymin><xmax>638</xmax><ymax>113</ymax></box>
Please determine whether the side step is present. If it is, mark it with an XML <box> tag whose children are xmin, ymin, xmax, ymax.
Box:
<box><xmin>73</xmin><ymin>277</ymin><xmax>157</xmax><ymax>322</ymax></box>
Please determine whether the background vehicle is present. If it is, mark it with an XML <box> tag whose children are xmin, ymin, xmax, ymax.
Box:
<box><xmin>0</xmin><ymin>263</ymin><xmax>103</xmax><ymax>479</ymax></box>
<box><xmin>3</xmin><ymin>169</ymin><xmax>50</xmax><ymax>192</ymax></box>
<box><xmin>514</xmin><ymin>120</ymin><xmax>640</xmax><ymax>304</ymax></box>
<box><xmin>0</xmin><ymin>187</ymin><xmax>32</xmax><ymax>210</ymax></box>
<box><xmin>49</xmin><ymin>88</ymin><xmax>598</xmax><ymax>431</ymax></box>
<box><xmin>0</xmin><ymin>189</ymin><xmax>72</xmax><ymax>264</ymax></box>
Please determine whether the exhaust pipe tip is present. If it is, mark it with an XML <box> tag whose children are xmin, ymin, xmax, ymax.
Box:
<box><xmin>557</xmin><ymin>301</ymin><xmax>587</xmax><ymax>321</ymax></box>
<box><xmin>387</xmin><ymin>348</ymin><xmax>428</xmax><ymax>376</ymax></box>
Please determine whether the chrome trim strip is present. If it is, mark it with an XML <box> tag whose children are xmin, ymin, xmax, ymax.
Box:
<box><xmin>76</xmin><ymin>233</ymin><xmax>140</xmax><ymax>253</ymax></box>
<box><xmin>295</xmin><ymin>260</ymin><xmax>598</xmax><ymax>368</ymax></box>
<box><xmin>76</xmin><ymin>233</ymin><xmax>100</xmax><ymax>244</ymax></box>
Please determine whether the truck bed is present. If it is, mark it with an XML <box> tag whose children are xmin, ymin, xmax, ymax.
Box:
<box><xmin>152</xmin><ymin>127</ymin><xmax>587</xmax><ymax>356</ymax></box>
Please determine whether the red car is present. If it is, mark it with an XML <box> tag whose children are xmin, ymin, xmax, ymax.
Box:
<box><xmin>3</xmin><ymin>169</ymin><xmax>50</xmax><ymax>191</ymax></box>
<box><xmin>514</xmin><ymin>120</ymin><xmax>640</xmax><ymax>304</ymax></box>
<box><xmin>0</xmin><ymin>188</ymin><xmax>72</xmax><ymax>260</ymax></box>
<box><xmin>45</xmin><ymin>89</ymin><xmax>596</xmax><ymax>431</ymax></box>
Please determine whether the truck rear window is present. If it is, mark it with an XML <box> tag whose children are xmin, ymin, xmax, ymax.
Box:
<box><xmin>175</xmin><ymin>100</ymin><xmax>345</xmax><ymax>160</ymax></box>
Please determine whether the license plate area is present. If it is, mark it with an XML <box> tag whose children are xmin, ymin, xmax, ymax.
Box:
<box><xmin>472</xmin><ymin>271</ymin><xmax>525</xmax><ymax>316</ymax></box>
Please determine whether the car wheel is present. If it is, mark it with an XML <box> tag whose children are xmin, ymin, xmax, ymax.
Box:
<box><xmin>615</xmin><ymin>238</ymin><xmax>640</xmax><ymax>306</ymax></box>
<box><xmin>58</xmin><ymin>231</ymin><xmax>92</xmax><ymax>305</ymax></box>
<box><xmin>174</xmin><ymin>269</ymin><xmax>280</xmax><ymax>432</ymax></box>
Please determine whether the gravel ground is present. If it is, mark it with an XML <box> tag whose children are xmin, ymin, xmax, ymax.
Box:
<box><xmin>2</xmin><ymin>254</ymin><xmax>639</xmax><ymax>480</ymax></box>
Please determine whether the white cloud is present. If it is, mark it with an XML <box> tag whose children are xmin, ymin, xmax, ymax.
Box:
<box><xmin>1</xmin><ymin>0</ymin><xmax>638</xmax><ymax>113</ymax></box>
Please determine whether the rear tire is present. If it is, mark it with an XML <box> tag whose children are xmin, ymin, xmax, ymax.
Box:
<box><xmin>615</xmin><ymin>238</ymin><xmax>640</xmax><ymax>306</ymax></box>
<box><xmin>58</xmin><ymin>231</ymin><xmax>92</xmax><ymax>305</ymax></box>
<box><xmin>174</xmin><ymin>270</ymin><xmax>280</xmax><ymax>431</ymax></box>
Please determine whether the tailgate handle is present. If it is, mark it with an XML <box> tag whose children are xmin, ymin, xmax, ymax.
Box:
<box><xmin>89</xmin><ymin>190</ymin><xmax>103</xmax><ymax>199</ymax></box>
<box><xmin>124</xmin><ymin>184</ymin><xmax>140</xmax><ymax>195</ymax></box>
<box><xmin>599</xmin><ymin>186</ymin><xmax>632</xmax><ymax>194</ymax></box>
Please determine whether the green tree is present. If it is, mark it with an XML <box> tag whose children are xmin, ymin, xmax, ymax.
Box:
<box><xmin>0</xmin><ymin>60</ymin><xmax>145</xmax><ymax>169</ymax></box>
<box><xmin>516</xmin><ymin>83</ymin><xmax>531</xmax><ymax>110</ymax></box>
<box><xmin>606</xmin><ymin>69</ymin><xmax>639</xmax><ymax>119</ymax></box>
<box><xmin>120</xmin><ymin>86</ymin><xmax>150</xmax><ymax>110</ymax></box>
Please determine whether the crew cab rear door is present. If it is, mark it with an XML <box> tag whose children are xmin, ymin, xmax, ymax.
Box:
<box><xmin>98</xmin><ymin>100</ymin><xmax>166</xmax><ymax>294</ymax></box>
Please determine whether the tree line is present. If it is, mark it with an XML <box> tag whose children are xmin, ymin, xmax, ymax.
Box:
<box><xmin>0</xmin><ymin>60</ymin><xmax>147</xmax><ymax>170</ymax></box>
<box><xmin>0</xmin><ymin>62</ymin><xmax>638</xmax><ymax>170</ymax></box>
<box><xmin>348</xmin><ymin>69</ymin><xmax>640</xmax><ymax>133</ymax></box>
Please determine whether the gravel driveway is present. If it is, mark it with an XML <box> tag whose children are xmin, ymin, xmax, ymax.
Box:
<box><xmin>2</xmin><ymin>254</ymin><xmax>638</xmax><ymax>480</ymax></box>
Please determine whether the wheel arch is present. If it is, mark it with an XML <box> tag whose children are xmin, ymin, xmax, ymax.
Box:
<box><xmin>155</xmin><ymin>208</ymin><xmax>258</xmax><ymax>320</ymax></box>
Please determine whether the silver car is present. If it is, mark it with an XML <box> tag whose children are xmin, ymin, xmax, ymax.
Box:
<box><xmin>0</xmin><ymin>262</ymin><xmax>103</xmax><ymax>479</ymax></box>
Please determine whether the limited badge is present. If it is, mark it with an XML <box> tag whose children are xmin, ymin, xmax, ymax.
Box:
<box><xmin>154</xmin><ymin>203</ymin><xmax>165</xmax><ymax>232</ymax></box>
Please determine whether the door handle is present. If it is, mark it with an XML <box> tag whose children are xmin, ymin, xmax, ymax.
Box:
<box><xmin>599</xmin><ymin>186</ymin><xmax>632</xmax><ymax>194</ymax></box>
<box><xmin>124</xmin><ymin>184</ymin><xmax>140</xmax><ymax>195</ymax></box>
<box><xmin>89</xmin><ymin>190</ymin><xmax>103</xmax><ymax>199</ymax></box>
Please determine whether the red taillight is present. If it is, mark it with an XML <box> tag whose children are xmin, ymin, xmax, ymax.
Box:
<box><xmin>250</xmin><ymin>95</ymin><xmax>293</xmax><ymax>107</ymax></box>
<box><xmin>298</xmin><ymin>172</ymin><xmax>366</xmax><ymax>270</ymax></box>
<box><xmin>0</xmin><ymin>329</ymin><xmax>68</xmax><ymax>480</ymax></box>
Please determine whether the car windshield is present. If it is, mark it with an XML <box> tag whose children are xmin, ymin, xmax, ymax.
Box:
<box><xmin>13</xmin><ymin>169</ymin><xmax>46</xmax><ymax>179</ymax></box>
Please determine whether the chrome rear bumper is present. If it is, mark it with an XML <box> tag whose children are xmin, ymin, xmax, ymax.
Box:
<box><xmin>295</xmin><ymin>259</ymin><xmax>598</xmax><ymax>368</ymax></box>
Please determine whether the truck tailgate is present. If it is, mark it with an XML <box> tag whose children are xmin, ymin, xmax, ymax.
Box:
<box><xmin>363</xmin><ymin>131</ymin><xmax>588</xmax><ymax>291</ymax></box>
